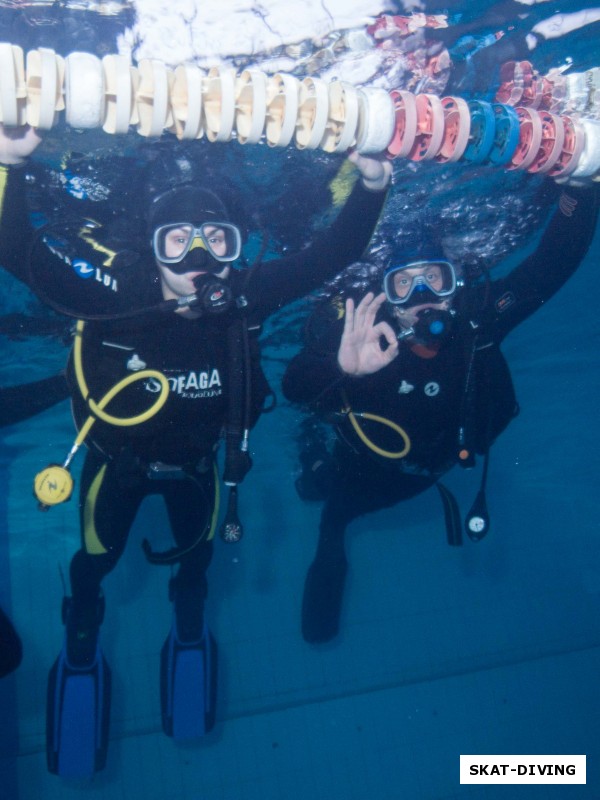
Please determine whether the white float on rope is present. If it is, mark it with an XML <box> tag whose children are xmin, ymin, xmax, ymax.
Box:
<box><xmin>265</xmin><ymin>73</ymin><xmax>299</xmax><ymax>148</ymax></box>
<box><xmin>204</xmin><ymin>67</ymin><xmax>236</xmax><ymax>143</ymax></box>
<box><xmin>235</xmin><ymin>69</ymin><xmax>268</xmax><ymax>145</ymax></box>
<box><xmin>26</xmin><ymin>48</ymin><xmax>65</xmax><ymax>130</ymax></box>
<box><xmin>136</xmin><ymin>58</ymin><xmax>173</xmax><ymax>138</ymax></box>
<box><xmin>354</xmin><ymin>87</ymin><xmax>395</xmax><ymax>155</ymax></box>
<box><xmin>103</xmin><ymin>54</ymin><xmax>138</xmax><ymax>135</ymax></box>
<box><xmin>0</xmin><ymin>43</ymin><xmax>27</xmax><ymax>128</ymax></box>
<box><xmin>569</xmin><ymin>118</ymin><xmax>600</xmax><ymax>179</ymax></box>
<box><xmin>295</xmin><ymin>77</ymin><xmax>329</xmax><ymax>150</ymax></box>
<box><xmin>65</xmin><ymin>52</ymin><xmax>106</xmax><ymax>130</ymax></box>
<box><xmin>320</xmin><ymin>80</ymin><xmax>360</xmax><ymax>154</ymax></box>
<box><xmin>170</xmin><ymin>63</ymin><xmax>204</xmax><ymax>141</ymax></box>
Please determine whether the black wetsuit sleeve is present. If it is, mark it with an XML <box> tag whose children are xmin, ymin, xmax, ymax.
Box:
<box><xmin>282</xmin><ymin>303</ymin><xmax>347</xmax><ymax>408</ymax></box>
<box><xmin>488</xmin><ymin>184</ymin><xmax>600</xmax><ymax>341</ymax></box>
<box><xmin>0</xmin><ymin>165</ymin><xmax>34</xmax><ymax>284</ymax></box>
<box><xmin>243</xmin><ymin>180</ymin><xmax>387</xmax><ymax>322</ymax></box>
<box><xmin>0</xmin><ymin>373</ymin><xmax>70</xmax><ymax>427</ymax></box>
<box><xmin>0</xmin><ymin>164</ymin><xmax>154</xmax><ymax>318</ymax></box>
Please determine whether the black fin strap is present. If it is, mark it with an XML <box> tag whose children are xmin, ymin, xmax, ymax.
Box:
<box><xmin>436</xmin><ymin>482</ymin><xmax>463</xmax><ymax>547</ymax></box>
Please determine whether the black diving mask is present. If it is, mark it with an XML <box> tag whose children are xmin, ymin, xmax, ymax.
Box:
<box><xmin>153</xmin><ymin>222</ymin><xmax>242</xmax><ymax>270</ymax></box>
<box><xmin>384</xmin><ymin>260</ymin><xmax>456</xmax><ymax>309</ymax></box>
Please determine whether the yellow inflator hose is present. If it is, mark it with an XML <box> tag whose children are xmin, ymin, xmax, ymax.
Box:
<box><xmin>341</xmin><ymin>390</ymin><xmax>411</xmax><ymax>460</ymax></box>
<box><xmin>34</xmin><ymin>320</ymin><xmax>170</xmax><ymax>508</ymax></box>
<box><xmin>71</xmin><ymin>319</ymin><xmax>169</xmax><ymax>438</ymax></box>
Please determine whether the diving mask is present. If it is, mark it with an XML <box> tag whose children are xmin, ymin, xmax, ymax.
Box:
<box><xmin>383</xmin><ymin>260</ymin><xmax>457</xmax><ymax>308</ymax></box>
<box><xmin>153</xmin><ymin>222</ymin><xmax>242</xmax><ymax>266</ymax></box>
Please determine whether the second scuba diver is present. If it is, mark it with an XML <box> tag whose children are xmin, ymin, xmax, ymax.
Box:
<box><xmin>283</xmin><ymin>180</ymin><xmax>599</xmax><ymax>645</ymax></box>
<box><xmin>0</xmin><ymin>124</ymin><xmax>391</xmax><ymax>773</ymax></box>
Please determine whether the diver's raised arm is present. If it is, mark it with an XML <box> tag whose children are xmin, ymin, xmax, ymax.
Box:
<box><xmin>244</xmin><ymin>152</ymin><xmax>391</xmax><ymax>320</ymax></box>
<box><xmin>490</xmin><ymin>182</ymin><xmax>600</xmax><ymax>338</ymax></box>
<box><xmin>0</xmin><ymin>125</ymin><xmax>42</xmax><ymax>282</ymax></box>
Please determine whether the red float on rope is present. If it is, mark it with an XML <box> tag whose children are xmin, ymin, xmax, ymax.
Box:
<box><xmin>436</xmin><ymin>96</ymin><xmax>470</xmax><ymax>163</ymax></box>
<box><xmin>508</xmin><ymin>106</ymin><xmax>543</xmax><ymax>170</ymax></box>
<box><xmin>407</xmin><ymin>93</ymin><xmax>445</xmax><ymax>162</ymax></box>
<box><xmin>386</xmin><ymin>89</ymin><xmax>418</xmax><ymax>159</ymax></box>
<box><xmin>527</xmin><ymin>111</ymin><xmax>566</xmax><ymax>174</ymax></box>
<box><xmin>496</xmin><ymin>60</ymin><xmax>534</xmax><ymax>106</ymax></box>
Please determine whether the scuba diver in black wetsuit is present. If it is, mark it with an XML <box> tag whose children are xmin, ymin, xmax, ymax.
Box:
<box><xmin>283</xmin><ymin>181</ymin><xmax>599</xmax><ymax>645</ymax></box>
<box><xmin>0</xmin><ymin>124</ymin><xmax>390</xmax><ymax>770</ymax></box>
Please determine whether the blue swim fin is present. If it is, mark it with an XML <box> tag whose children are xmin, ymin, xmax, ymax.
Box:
<box><xmin>160</xmin><ymin>619</ymin><xmax>217</xmax><ymax>740</ymax></box>
<box><xmin>46</xmin><ymin>641</ymin><xmax>111</xmax><ymax>778</ymax></box>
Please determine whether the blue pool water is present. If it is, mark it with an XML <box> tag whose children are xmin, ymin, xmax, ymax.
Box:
<box><xmin>1</xmin><ymin>2</ymin><xmax>600</xmax><ymax>798</ymax></box>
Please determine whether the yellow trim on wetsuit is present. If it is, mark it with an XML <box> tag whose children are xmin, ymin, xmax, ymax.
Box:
<box><xmin>82</xmin><ymin>451</ymin><xmax>220</xmax><ymax>559</ymax></box>
<box><xmin>0</xmin><ymin>165</ymin><xmax>9</xmax><ymax>222</ymax></box>
<box><xmin>83</xmin><ymin>463</ymin><xmax>109</xmax><ymax>555</ymax></box>
<box><xmin>332</xmin><ymin>296</ymin><xmax>345</xmax><ymax>320</ymax></box>
<box><xmin>78</xmin><ymin>224</ymin><xmax>118</xmax><ymax>267</ymax></box>
<box><xmin>329</xmin><ymin>159</ymin><xmax>359</xmax><ymax>209</ymax></box>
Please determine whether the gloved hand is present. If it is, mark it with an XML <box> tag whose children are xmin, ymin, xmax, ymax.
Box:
<box><xmin>0</xmin><ymin>124</ymin><xmax>42</xmax><ymax>166</ymax></box>
<box><xmin>223</xmin><ymin>438</ymin><xmax>253</xmax><ymax>485</ymax></box>
<box><xmin>348</xmin><ymin>151</ymin><xmax>392</xmax><ymax>192</ymax></box>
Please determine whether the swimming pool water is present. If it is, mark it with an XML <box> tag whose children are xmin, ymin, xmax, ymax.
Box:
<box><xmin>1</xmin><ymin>2</ymin><xmax>599</xmax><ymax>798</ymax></box>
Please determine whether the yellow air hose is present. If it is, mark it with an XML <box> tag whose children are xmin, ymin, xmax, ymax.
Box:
<box><xmin>341</xmin><ymin>390</ymin><xmax>411</xmax><ymax>460</ymax></box>
<box><xmin>34</xmin><ymin>320</ymin><xmax>170</xmax><ymax>508</ymax></box>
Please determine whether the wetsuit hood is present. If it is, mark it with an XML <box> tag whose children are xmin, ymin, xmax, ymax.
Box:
<box><xmin>147</xmin><ymin>185</ymin><xmax>231</xmax><ymax>233</ymax></box>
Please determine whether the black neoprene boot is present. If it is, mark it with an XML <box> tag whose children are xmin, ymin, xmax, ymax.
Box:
<box><xmin>301</xmin><ymin>555</ymin><xmax>348</xmax><ymax>644</ymax></box>
<box><xmin>63</xmin><ymin>595</ymin><xmax>105</xmax><ymax>668</ymax></box>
